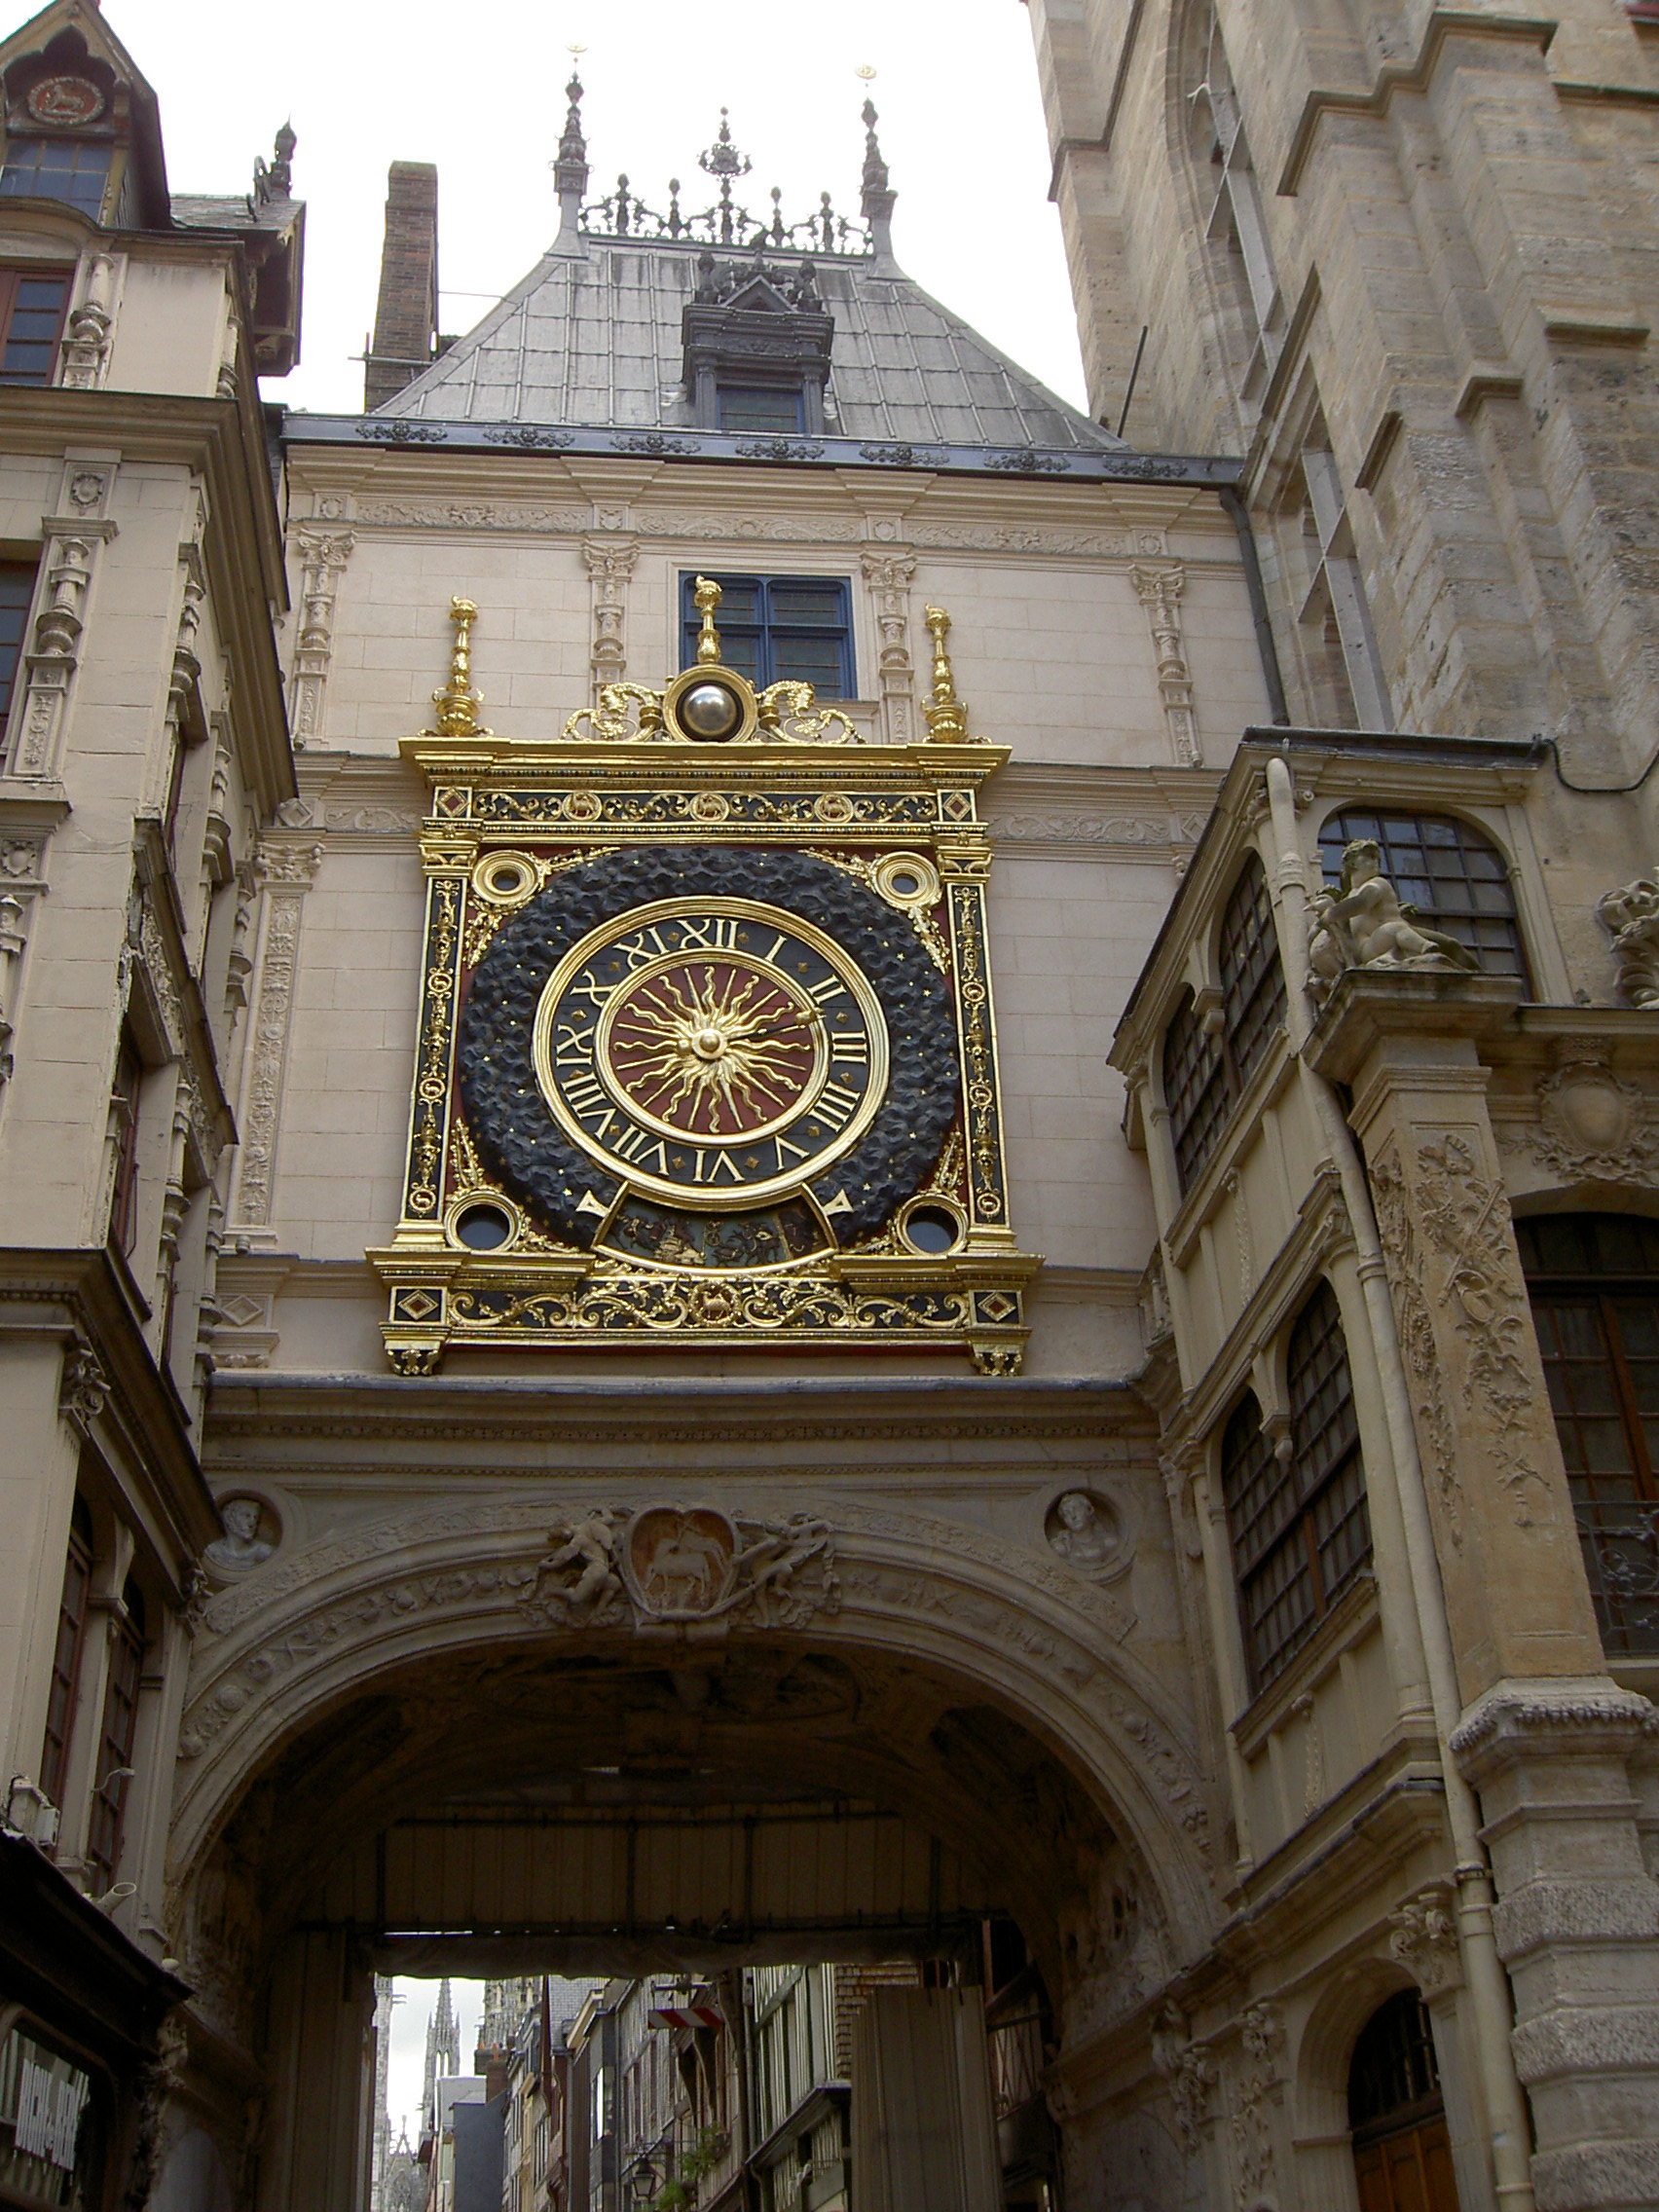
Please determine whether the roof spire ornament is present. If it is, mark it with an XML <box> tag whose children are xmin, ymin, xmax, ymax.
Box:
<box><xmin>699</xmin><ymin>109</ymin><xmax>753</xmax><ymax>245</ymax></box>
<box><xmin>857</xmin><ymin>74</ymin><xmax>897</xmax><ymax>267</ymax></box>
<box><xmin>553</xmin><ymin>47</ymin><xmax>590</xmax><ymax>248</ymax></box>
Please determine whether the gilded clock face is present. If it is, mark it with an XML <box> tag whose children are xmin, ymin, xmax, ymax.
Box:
<box><xmin>534</xmin><ymin>899</ymin><xmax>887</xmax><ymax>1206</ymax></box>
<box><xmin>458</xmin><ymin>846</ymin><xmax>959</xmax><ymax>1256</ymax></box>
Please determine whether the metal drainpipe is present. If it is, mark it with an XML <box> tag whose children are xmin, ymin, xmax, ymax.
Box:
<box><xmin>717</xmin><ymin>1971</ymin><xmax>756</xmax><ymax>2212</ymax></box>
<box><xmin>1264</xmin><ymin>753</ymin><xmax>1535</xmax><ymax>2212</ymax></box>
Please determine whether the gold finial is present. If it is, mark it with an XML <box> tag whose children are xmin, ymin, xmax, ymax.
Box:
<box><xmin>693</xmin><ymin>574</ymin><xmax>724</xmax><ymax>665</ymax></box>
<box><xmin>923</xmin><ymin>605</ymin><xmax>969</xmax><ymax>740</ymax></box>
<box><xmin>431</xmin><ymin>597</ymin><xmax>488</xmax><ymax>737</ymax></box>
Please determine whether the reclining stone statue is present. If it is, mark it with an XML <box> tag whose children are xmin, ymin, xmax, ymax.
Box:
<box><xmin>1307</xmin><ymin>837</ymin><xmax>1480</xmax><ymax>1006</ymax></box>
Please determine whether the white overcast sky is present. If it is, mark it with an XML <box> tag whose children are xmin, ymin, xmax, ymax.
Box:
<box><xmin>83</xmin><ymin>0</ymin><xmax>1091</xmax><ymax>423</ymax></box>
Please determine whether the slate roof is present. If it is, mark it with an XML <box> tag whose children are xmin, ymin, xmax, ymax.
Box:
<box><xmin>375</xmin><ymin>236</ymin><xmax>1122</xmax><ymax>453</ymax></box>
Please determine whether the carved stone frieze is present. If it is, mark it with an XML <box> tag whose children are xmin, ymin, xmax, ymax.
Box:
<box><xmin>352</xmin><ymin>500</ymin><xmax>591</xmax><ymax>534</ymax></box>
<box><xmin>519</xmin><ymin>1504</ymin><xmax>838</xmax><ymax>1634</ymax></box>
<box><xmin>287</xmin><ymin>528</ymin><xmax>355</xmax><ymax>748</ymax></box>
<box><xmin>633</xmin><ymin>509</ymin><xmax>862</xmax><ymax>544</ymax></box>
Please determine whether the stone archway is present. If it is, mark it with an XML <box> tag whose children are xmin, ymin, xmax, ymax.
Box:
<box><xmin>163</xmin><ymin>1476</ymin><xmax>1218</xmax><ymax>2212</ymax></box>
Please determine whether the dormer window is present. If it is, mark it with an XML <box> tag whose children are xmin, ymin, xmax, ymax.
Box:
<box><xmin>0</xmin><ymin>134</ymin><xmax>110</xmax><ymax>219</ymax></box>
<box><xmin>717</xmin><ymin>385</ymin><xmax>805</xmax><ymax>435</ymax></box>
<box><xmin>683</xmin><ymin>250</ymin><xmax>834</xmax><ymax>434</ymax></box>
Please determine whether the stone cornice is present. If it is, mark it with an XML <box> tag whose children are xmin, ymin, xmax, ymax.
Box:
<box><xmin>202</xmin><ymin>1372</ymin><xmax>1153</xmax><ymax>1453</ymax></box>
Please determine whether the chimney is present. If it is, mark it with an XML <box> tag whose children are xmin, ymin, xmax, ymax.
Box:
<box><xmin>364</xmin><ymin>161</ymin><xmax>438</xmax><ymax>411</ymax></box>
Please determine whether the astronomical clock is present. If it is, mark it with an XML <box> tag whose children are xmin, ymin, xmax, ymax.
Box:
<box><xmin>370</xmin><ymin>582</ymin><xmax>1041</xmax><ymax>1374</ymax></box>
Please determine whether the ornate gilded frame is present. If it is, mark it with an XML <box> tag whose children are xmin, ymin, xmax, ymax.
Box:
<box><xmin>369</xmin><ymin>598</ymin><xmax>1041</xmax><ymax>1375</ymax></box>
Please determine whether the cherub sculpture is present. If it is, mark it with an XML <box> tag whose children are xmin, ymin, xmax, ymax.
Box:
<box><xmin>1307</xmin><ymin>838</ymin><xmax>1478</xmax><ymax>1004</ymax></box>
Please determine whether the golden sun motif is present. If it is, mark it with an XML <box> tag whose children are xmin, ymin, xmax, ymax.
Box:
<box><xmin>606</xmin><ymin>960</ymin><xmax>820</xmax><ymax>1137</ymax></box>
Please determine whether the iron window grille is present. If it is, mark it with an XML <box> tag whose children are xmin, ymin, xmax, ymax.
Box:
<box><xmin>680</xmin><ymin>572</ymin><xmax>854</xmax><ymax>698</ymax></box>
<box><xmin>1317</xmin><ymin>808</ymin><xmax>1528</xmax><ymax>983</ymax></box>
<box><xmin>85</xmin><ymin>1576</ymin><xmax>144</xmax><ymax>1890</ymax></box>
<box><xmin>716</xmin><ymin>386</ymin><xmax>805</xmax><ymax>434</ymax></box>
<box><xmin>1161</xmin><ymin>854</ymin><xmax>1288</xmax><ymax>1192</ymax></box>
<box><xmin>1222</xmin><ymin>1279</ymin><xmax>1371</xmax><ymax>1691</ymax></box>
<box><xmin>40</xmin><ymin>1494</ymin><xmax>94</xmax><ymax>1815</ymax></box>
<box><xmin>0</xmin><ymin>136</ymin><xmax>111</xmax><ymax>219</ymax></box>
<box><xmin>0</xmin><ymin>266</ymin><xmax>71</xmax><ymax>385</ymax></box>
<box><xmin>1518</xmin><ymin>1211</ymin><xmax>1659</xmax><ymax>1656</ymax></box>
<box><xmin>1</xmin><ymin>561</ymin><xmax>36</xmax><ymax>727</ymax></box>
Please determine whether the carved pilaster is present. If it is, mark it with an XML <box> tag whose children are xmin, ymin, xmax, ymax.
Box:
<box><xmin>0</xmin><ymin>830</ymin><xmax>48</xmax><ymax>1088</ymax></box>
<box><xmin>1131</xmin><ymin>560</ymin><xmax>1200</xmax><ymax>768</ymax></box>
<box><xmin>286</xmin><ymin>528</ymin><xmax>355</xmax><ymax>748</ymax></box>
<box><xmin>582</xmin><ymin>536</ymin><xmax>640</xmax><ymax>699</ymax></box>
<box><xmin>1306</xmin><ymin>972</ymin><xmax>1603</xmax><ymax>1698</ymax></box>
<box><xmin>231</xmin><ymin>841</ymin><xmax>323</xmax><ymax>1232</ymax></box>
<box><xmin>57</xmin><ymin>251</ymin><xmax>122</xmax><ymax>390</ymax></box>
<box><xmin>1227</xmin><ymin>2001</ymin><xmax>1285</xmax><ymax>2210</ymax></box>
<box><xmin>859</xmin><ymin>547</ymin><xmax>917</xmax><ymax>743</ymax></box>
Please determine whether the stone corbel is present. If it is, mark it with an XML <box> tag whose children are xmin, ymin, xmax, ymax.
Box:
<box><xmin>581</xmin><ymin>536</ymin><xmax>640</xmax><ymax>699</ymax></box>
<box><xmin>859</xmin><ymin>546</ymin><xmax>917</xmax><ymax>743</ymax></box>
<box><xmin>286</xmin><ymin>528</ymin><xmax>356</xmax><ymax>749</ymax></box>
<box><xmin>58</xmin><ymin>1341</ymin><xmax>110</xmax><ymax>1436</ymax></box>
<box><xmin>1130</xmin><ymin>561</ymin><xmax>1200</xmax><ymax>768</ymax></box>
<box><xmin>1388</xmin><ymin>1881</ymin><xmax>1463</xmax><ymax>2002</ymax></box>
<box><xmin>58</xmin><ymin>251</ymin><xmax>124</xmax><ymax>391</ymax></box>
<box><xmin>1150</xmin><ymin>2003</ymin><xmax>1218</xmax><ymax>2159</ymax></box>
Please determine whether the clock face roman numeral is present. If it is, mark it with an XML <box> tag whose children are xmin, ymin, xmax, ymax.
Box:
<box><xmin>537</xmin><ymin>898</ymin><xmax>888</xmax><ymax>1211</ymax></box>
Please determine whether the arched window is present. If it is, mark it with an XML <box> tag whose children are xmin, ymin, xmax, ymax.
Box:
<box><xmin>1517</xmin><ymin>1213</ymin><xmax>1659</xmax><ymax>1655</ymax></box>
<box><xmin>1220</xmin><ymin>852</ymin><xmax>1286</xmax><ymax>1092</ymax></box>
<box><xmin>1318</xmin><ymin>810</ymin><xmax>1526</xmax><ymax>982</ymax></box>
<box><xmin>1162</xmin><ymin>856</ymin><xmax>1288</xmax><ymax>1193</ymax></box>
<box><xmin>40</xmin><ymin>1493</ymin><xmax>93</xmax><ymax>1816</ymax></box>
<box><xmin>1348</xmin><ymin>1990</ymin><xmax>1460</xmax><ymax>2210</ymax></box>
<box><xmin>1222</xmin><ymin>1281</ymin><xmax>1372</xmax><ymax>1690</ymax></box>
<box><xmin>86</xmin><ymin>1576</ymin><xmax>145</xmax><ymax>1890</ymax></box>
<box><xmin>1163</xmin><ymin>989</ymin><xmax>1229</xmax><ymax>1191</ymax></box>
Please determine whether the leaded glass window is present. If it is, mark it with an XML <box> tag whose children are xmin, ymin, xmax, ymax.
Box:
<box><xmin>1518</xmin><ymin>1212</ymin><xmax>1659</xmax><ymax>1654</ymax></box>
<box><xmin>1318</xmin><ymin>809</ymin><xmax>1526</xmax><ymax>982</ymax></box>
<box><xmin>1222</xmin><ymin>1280</ymin><xmax>1371</xmax><ymax>1691</ymax></box>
